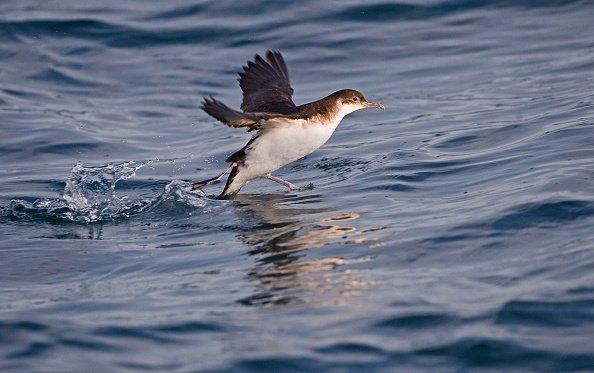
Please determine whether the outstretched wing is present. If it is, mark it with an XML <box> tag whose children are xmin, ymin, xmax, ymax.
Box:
<box><xmin>201</xmin><ymin>96</ymin><xmax>272</xmax><ymax>132</ymax></box>
<box><xmin>238</xmin><ymin>50</ymin><xmax>296</xmax><ymax>114</ymax></box>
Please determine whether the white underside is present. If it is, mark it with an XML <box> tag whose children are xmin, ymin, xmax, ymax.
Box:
<box><xmin>223</xmin><ymin>103</ymin><xmax>361</xmax><ymax>194</ymax></box>
<box><xmin>242</xmin><ymin>119</ymin><xmax>337</xmax><ymax>179</ymax></box>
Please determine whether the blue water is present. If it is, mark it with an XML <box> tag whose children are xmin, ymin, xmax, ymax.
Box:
<box><xmin>1</xmin><ymin>0</ymin><xmax>594</xmax><ymax>371</ymax></box>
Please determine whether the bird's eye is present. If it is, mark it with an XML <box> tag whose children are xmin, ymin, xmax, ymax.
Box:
<box><xmin>353</xmin><ymin>97</ymin><xmax>358</xmax><ymax>102</ymax></box>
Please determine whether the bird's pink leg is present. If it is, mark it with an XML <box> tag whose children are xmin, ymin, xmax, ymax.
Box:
<box><xmin>266</xmin><ymin>174</ymin><xmax>300</xmax><ymax>191</ymax></box>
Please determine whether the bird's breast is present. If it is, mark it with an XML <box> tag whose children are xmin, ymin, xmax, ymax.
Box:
<box><xmin>242</xmin><ymin>118</ymin><xmax>340</xmax><ymax>175</ymax></box>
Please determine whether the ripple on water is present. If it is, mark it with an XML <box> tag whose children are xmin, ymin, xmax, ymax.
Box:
<box><xmin>495</xmin><ymin>299</ymin><xmax>594</xmax><ymax>327</ymax></box>
<box><xmin>412</xmin><ymin>338</ymin><xmax>594</xmax><ymax>370</ymax></box>
<box><xmin>490</xmin><ymin>199</ymin><xmax>594</xmax><ymax>231</ymax></box>
<box><xmin>374</xmin><ymin>312</ymin><xmax>460</xmax><ymax>330</ymax></box>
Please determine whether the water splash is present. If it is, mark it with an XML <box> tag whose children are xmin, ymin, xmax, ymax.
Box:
<box><xmin>63</xmin><ymin>161</ymin><xmax>145</xmax><ymax>221</ymax></box>
<box><xmin>6</xmin><ymin>161</ymin><xmax>208</xmax><ymax>223</ymax></box>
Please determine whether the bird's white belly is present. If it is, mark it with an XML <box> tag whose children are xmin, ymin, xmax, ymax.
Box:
<box><xmin>242</xmin><ymin>120</ymin><xmax>336</xmax><ymax>179</ymax></box>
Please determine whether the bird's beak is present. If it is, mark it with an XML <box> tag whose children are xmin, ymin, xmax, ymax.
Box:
<box><xmin>363</xmin><ymin>100</ymin><xmax>385</xmax><ymax>110</ymax></box>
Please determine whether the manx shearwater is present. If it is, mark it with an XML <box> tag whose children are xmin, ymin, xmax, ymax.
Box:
<box><xmin>194</xmin><ymin>50</ymin><xmax>384</xmax><ymax>197</ymax></box>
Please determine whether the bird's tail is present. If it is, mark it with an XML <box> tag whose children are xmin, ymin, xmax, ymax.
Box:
<box><xmin>218</xmin><ymin>165</ymin><xmax>245</xmax><ymax>198</ymax></box>
<box><xmin>201</xmin><ymin>97</ymin><xmax>263</xmax><ymax>131</ymax></box>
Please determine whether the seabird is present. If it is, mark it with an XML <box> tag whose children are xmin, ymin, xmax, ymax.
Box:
<box><xmin>194</xmin><ymin>50</ymin><xmax>384</xmax><ymax>198</ymax></box>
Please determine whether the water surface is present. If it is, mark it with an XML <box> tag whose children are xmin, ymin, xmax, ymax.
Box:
<box><xmin>1</xmin><ymin>0</ymin><xmax>594</xmax><ymax>371</ymax></box>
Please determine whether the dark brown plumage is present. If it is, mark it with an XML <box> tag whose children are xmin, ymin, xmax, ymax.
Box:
<box><xmin>200</xmin><ymin>50</ymin><xmax>297</xmax><ymax>131</ymax></box>
<box><xmin>201</xmin><ymin>50</ymin><xmax>378</xmax><ymax>129</ymax></box>
<box><xmin>202</xmin><ymin>86</ymin><xmax>363</xmax><ymax>132</ymax></box>
<box><xmin>201</xmin><ymin>96</ymin><xmax>271</xmax><ymax>131</ymax></box>
<box><xmin>239</xmin><ymin>50</ymin><xmax>295</xmax><ymax>113</ymax></box>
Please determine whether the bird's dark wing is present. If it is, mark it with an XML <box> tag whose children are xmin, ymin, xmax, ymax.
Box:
<box><xmin>201</xmin><ymin>97</ymin><xmax>273</xmax><ymax>132</ymax></box>
<box><xmin>238</xmin><ymin>50</ymin><xmax>296</xmax><ymax>114</ymax></box>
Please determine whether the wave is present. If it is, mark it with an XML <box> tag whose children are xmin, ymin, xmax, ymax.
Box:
<box><xmin>320</xmin><ymin>0</ymin><xmax>586</xmax><ymax>23</ymax></box>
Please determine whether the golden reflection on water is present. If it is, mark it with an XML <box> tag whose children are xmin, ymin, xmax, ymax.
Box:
<box><xmin>232</xmin><ymin>194</ymin><xmax>383</xmax><ymax>307</ymax></box>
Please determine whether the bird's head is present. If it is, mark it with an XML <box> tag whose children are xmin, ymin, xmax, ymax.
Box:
<box><xmin>331</xmin><ymin>89</ymin><xmax>385</xmax><ymax>115</ymax></box>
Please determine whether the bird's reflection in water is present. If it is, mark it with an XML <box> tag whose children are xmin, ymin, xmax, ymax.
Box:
<box><xmin>231</xmin><ymin>193</ymin><xmax>382</xmax><ymax>307</ymax></box>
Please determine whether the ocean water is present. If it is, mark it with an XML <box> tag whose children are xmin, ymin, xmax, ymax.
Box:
<box><xmin>1</xmin><ymin>0</ymin><xmax>594</xmax><ymax>371</ymax></box>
